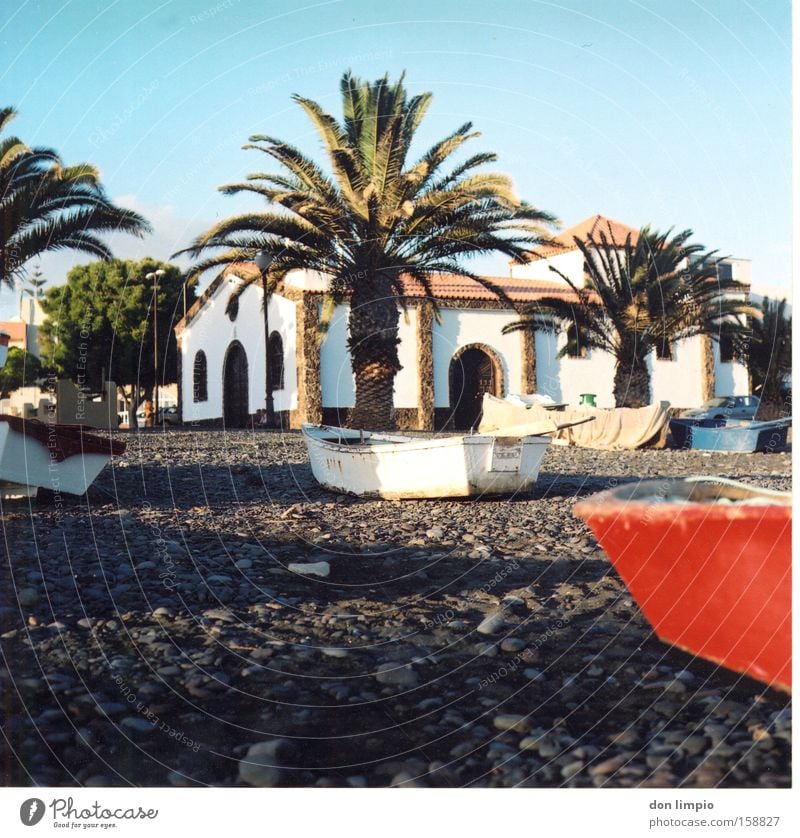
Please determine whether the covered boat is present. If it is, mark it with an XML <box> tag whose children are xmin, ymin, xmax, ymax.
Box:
<box><xmin>574</xmin><ymin>477</ymin><xmax>791</xmax><ymax>692</ymax></box>
<box><xmin>479</xmin><ymin>394</ymin><xmax>670</xmax><ymax>450</ymax></box>
<box><xmin>301</xmin><ymin>424</ymin><xmax>552</xmax><ymax>499</ymax></box>
<box><xmin>0</xmin><ymin>415</ymin><xmax>126</xmax><ymax>497</ymax></box>
<box><xmin>669</xmin><ymin>417</ymin><xmax>791</xmax><ymax>452</ymax></box>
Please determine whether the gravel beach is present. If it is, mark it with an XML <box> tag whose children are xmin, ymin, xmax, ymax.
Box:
<box><xmin>0</xmin><ymin>429</ymin><xmax>791</xmax><ymax>788</ymax></box>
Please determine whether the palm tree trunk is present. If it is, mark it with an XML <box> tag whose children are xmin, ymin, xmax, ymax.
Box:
<box><xmin>613</xmin><ymin>357</ymin><xmax>650</xmax><ymax>408</ymax></box>
<box><xmin>700</xmin><ymin>334</ymin><xmax>715</xmax><ymax>403</ymax></box>
<box><xmin>521</xmin><ymin>326</ymin><xmax>536</xmax><ymax>393</ymax></box>
<box><xmin>346</xmin><ymin>277</ymin><xmax>401</xmax><ymax>429</ymax></box>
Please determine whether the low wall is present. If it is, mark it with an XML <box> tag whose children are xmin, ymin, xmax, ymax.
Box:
<box><xmin>56</xmin><ymin>380</ymin><xmax>119</xmax><ymax>429</ymax></box>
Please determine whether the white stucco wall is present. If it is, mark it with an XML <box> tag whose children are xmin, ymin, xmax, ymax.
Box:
<box><xmin>647</xmin><ymin>338</ymin><xmax>703</xmax><ymax>408</ymax></box>
<box><xmin>534</xmin><ymin>330</ymin><xmax>617</xmax><ymax>408</ymax></box>
<box><xmin>178</xmin><ymin>268</ymin><xmax>752</xmax><ymax>423</ymax></box>
<box><xmin>319</xmin><ymin>305</ymin><xmax>352</xmax><ymax>408</ymax></box>
<box><xmin>535</xmin><ymin>331</ymin><xmax>748</xmax><ymax>409</ymax></box>
<box><xmin>431</xmin><ymin>309</ymin><xmax>523</xmax><ymax>407</ymax></box>
<box><xmin>319</xmin><ymin>304</ymin><xmax>418</xmax><ymax>408</ymax></box>
<box><xmin>510</xmin><ymin>250</ymin><xmax>583</xmax><ymax>284</ymax></box>
<box><xmin>180</xmin><ymin>280</ymin><xmax>297</xmax><ymax>422</ymax></box>
<box><xmin>395</xmin><ymin>308</ymin><xmax>419</xmax><ymax>408</ymax></box>
<box><xmin>270</xmin><ymin>295</ymin><xmax>298</xmax><ymax>413</ymax></box>
<box><xmin>711</xmin><ymin>340</ymin><xmax>750</xmax><ymax>398</ymax></box>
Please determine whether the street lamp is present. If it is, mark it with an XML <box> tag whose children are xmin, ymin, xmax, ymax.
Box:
<box><xmin>254</xmin><ymin>250</ymin><xmax>275</xmax><ymax>428</ymax></box>
<box><xmin>145</xmin><ymin>269</ymin><xmax>166</xmax><ymax>426</ymax></box>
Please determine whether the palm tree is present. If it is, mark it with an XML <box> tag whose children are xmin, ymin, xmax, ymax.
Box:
<box><xmin>0</xmin><ymin>106</ymin><xmax>150</xmax><ymax>291</ymax></box>
<box><xmin>747</xmin><ymin>296</ymin><xmax>791</xmax><ymax>411</ymax></box>
<box><xmin>505</xmin><ymin>223</ymin><xmax>757</xmax><ymax>407</ymax></box>
<box><xmin>179</xmin><ymin>71</ymin><xmax>557</xmax><ymax>429</ymax></box>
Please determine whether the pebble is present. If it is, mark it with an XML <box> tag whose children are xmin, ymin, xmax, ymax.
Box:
<box><xmin>0</xmin><ymin>431</ymin><xmax>789</xmax><ymax>790</ymax></box>
<box><xmin>493</xmin><ymin>714</ymin><xmax>531</xmax><ymax>733</ymax></box>
<box><xmin>391</xmin><ymin>771</ymin><xmax>425</xmax><ymax>788</ymax></box>
<box><xmin>287</xmin><ymin>561</ymin><xmax>330</xmax><ymax>578</ymax></box>
<box><xmin>120</xmin><ymin>717</ymin><xmax>154</xmax><ymax>734</ymax></box>
<box><xmin>375</xmin><ymin>663</ymin><xmax>419</xmax><ymax>688</ymax></box>
<box><xmin>94</xmin><ymin>702</ymin><xmax>127</xmax><ymax>717</ymax></box>
<box><xmin>682</xmin><ymin>735</ymin><xmax>708</xmax><ymax>756</ymax></box>
<box><xmin>588</xmin><ymin>755</ymin><xmax>627</xmax><ymax>776</ymax></box>
<box><xmin>476</xmin><ymin>613</ymin><xmax>506</xmax><ymax>635</ymax></box>
<box><xmin>320</xmin><ymin>647</ymin><xmax>349</xmax><ymax>658</ymax></box>
<box><xmin>561</xmin><ymin>760</ymin><xmax>584</xmax><ymax>780</ymax></box>
<box><xmin>17</xmin><ymin>587</ymin><xmax>38</xmax><ymax>608</ymax></box>
<box><xmin>238</xmin><ymin>740</ymin><xmax>286</xmax><ymax>787</ymax></box>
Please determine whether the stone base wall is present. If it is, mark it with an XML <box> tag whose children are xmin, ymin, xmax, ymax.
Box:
<box><xmin>321</xmin><ymin>407</ymin><xmax>351</xmax><ymax>428</ymax></box>
<box><xmin>319</xmin><ymin>406</ymin><xmax>422</xmax><ymax>430</ymax></box>
<box><xmin>394</xmin><ymin>408</ymin><xmax>419</xmax><ymax>430</ymax></box>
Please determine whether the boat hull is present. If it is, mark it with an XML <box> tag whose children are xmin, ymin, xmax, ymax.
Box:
<box><xmin>0</xmin><ymin>418</ymin><xmax>123</xmax><ymax>495</ymax></box>
<box><xmin>574</xmin><ymin>478</ymin><xmax>791</xmax><ymax>692</ymax></box>
<box><xmin>302</xmin><ymin>425</ymin><xmax>550</xmax><ymax>499</ymax></box>
<box><xmin>670</xmin><ymin>417</ymin><xmax>790</xmax><ymax>452</ymax></box>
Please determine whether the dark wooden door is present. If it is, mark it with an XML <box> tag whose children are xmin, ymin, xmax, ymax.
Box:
<box><xmin>449</xmin><ymin>347</ymin><xmax>497</xmax><ymax>431</ymax></box>
<box><xmin>223</xmin><ymin>342</ymin><xmax>249</xmax><ymax>427</ymax></box>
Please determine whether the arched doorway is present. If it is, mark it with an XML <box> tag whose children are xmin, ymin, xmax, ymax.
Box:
<box><xmin>448</xmin><ymin>345</ymin><xmax>503</xmax><ymax>430</ymax></box>
<box><xmin>223</xmin><ymin>341</ymin><xmax>249</xmax><ymax>427</ymax></box>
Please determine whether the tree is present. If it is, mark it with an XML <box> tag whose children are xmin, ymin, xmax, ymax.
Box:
<box><xmin>505</xmin><ymin>224</ymin><xmax>757</xmax><ymax>407</ymax></box>
<box><xmin>0</xmin><ymin>347</ymin><xmax>42</xmax><ymax>397</ymax></box>
<box><xmin>25</xmin><ymin>266</ymin><xmax>47</xmax><ymax>298</ymax></box>
<box><xmin>179</xmin><ymin>71</ymin><xmax>557</xmax><ymax>428</ymax></box>
<box><xmin>747</xmin><ymin>296</ymin><xmax>791</xmax><ymax>411</ymax></box>
<box><xmin>0</xmin><ymin>106</ymin><xmax>150</xmax><ymax>292</ymax></box>
<box><xmin>37</xmin><ymin>259</ymin><xmax>191</xmax><ymax>426</ymax></box>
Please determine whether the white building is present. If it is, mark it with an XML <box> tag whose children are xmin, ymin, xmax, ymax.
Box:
<box><xmin>175</xmin><ymin>215</ymin><xmax>751</xmax><ymax>429</ymax></box>
<box><xmin>0</xmin><ymin>296</ymin><xmax>46</xmax><ymax>358</ymax></box>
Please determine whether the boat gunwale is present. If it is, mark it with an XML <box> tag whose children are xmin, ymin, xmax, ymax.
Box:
<box><xmin>301</xmin><ymin>424</ymin><xmax>551</xmax><ymax>455</ymax></box>
<box><xmin>574</xmin><ymin>476</ymin><xmax>791</xmax><ymax>520</ymax></box>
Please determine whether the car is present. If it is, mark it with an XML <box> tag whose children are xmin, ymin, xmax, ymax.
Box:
<box><xmin>158</xmin><ymin>405</ymin><xmax>181</xmax><ymax>426</ymax></box>
<box><xmin>680</xmin><ymin>395</ymin><xmax>760</xmax><ymax>421</ymax></box>
<box><xmin>132</xmin><ymin>405</ymin><xmax>180</xmax><ymax>426</ymax></box>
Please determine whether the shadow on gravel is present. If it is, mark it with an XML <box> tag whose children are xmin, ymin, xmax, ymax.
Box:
<box><xmin>0</xmin><ymin>521</ymin><xmax>791</xmax><ymax>788</ymax></box>
<box><xmin>90</xmin><ymin>462</ymin><xmax>646</xmax><ymax>510</ymax></box>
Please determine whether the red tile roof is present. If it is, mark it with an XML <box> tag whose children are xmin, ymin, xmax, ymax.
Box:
<box><xmin>523</xmin><ymin>214</ymin><xmax>641</xmax><ymax>261</ymax></box>
<box><xmin>397</xmin><ymin>273</ymin><xmax>581</xmax><ymax>304</ymax></box>
<box><xmin>219</xmin><ymin>263</ymin><xmax>584</xmax><ymax>305</ymax></box>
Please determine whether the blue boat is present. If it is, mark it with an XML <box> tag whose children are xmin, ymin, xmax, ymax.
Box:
<box><xmin>669</xmin><ymin>417</ymin><xmax>791</xmax><ymax>452</ymax></box>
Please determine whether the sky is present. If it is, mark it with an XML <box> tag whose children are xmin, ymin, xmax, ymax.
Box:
<box><xmin>0</xmin><ymin>0</ymin><xmax>792</xmax><ymax>320</ymax></box>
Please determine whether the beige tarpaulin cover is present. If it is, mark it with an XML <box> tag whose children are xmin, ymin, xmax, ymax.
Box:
<box><xmin>479</xmin><ymin>394</ymin><xmax>671</xmax><ymax>450</ymax></box>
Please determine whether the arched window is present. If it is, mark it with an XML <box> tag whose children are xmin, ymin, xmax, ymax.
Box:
<box><xmin>193</xmin><ymin>351</ymin><xmax>208</xmax><ymax>402</ymax></box>
<box><xmin>268</xmin><ymin>331</ymin><xmax>284</xmax><ymax>392</ymax></box>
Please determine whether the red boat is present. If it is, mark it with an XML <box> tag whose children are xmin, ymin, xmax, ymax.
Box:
<box><xmin>574</xmin><ymin>477</ymin><xmax>791</xmax><ymax>692</ymax></box>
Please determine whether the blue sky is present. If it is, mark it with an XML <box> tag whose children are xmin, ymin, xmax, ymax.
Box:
<box><xmin>0</xmin><ymin>0</ymin><xmax>791</xmax><ymax>318</ymax></box>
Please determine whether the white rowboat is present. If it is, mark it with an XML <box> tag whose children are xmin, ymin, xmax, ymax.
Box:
<box><xmin>0</xmin><ymin>415</ymin><xmax>126</xmax><ymax>497</ymax></box>
<box><xmin>301</xmin><ymin>424</ymin><xmax>553</xmax><ymax>499</ymax></box>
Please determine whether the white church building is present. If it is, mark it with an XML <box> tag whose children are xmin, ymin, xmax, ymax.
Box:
<box><xmin>174</xmin><ymin>215</ymin><xmax>751</xmax><ymax>430</ymax></box>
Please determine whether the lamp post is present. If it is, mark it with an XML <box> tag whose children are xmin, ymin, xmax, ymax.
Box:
<box><xmin>254</xmin><ymin>250</ymin><xmax>275</xmax><ymax>428</ymax></box>
<box><xmin>145</xmin><ymin>269</ymin><xmax>166</xmax><ymax>426</ymax></box>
